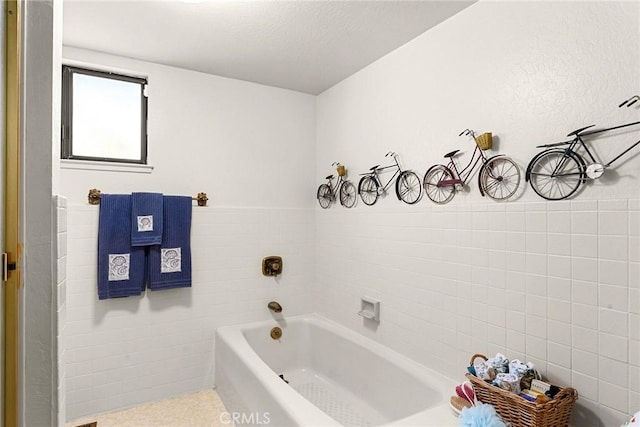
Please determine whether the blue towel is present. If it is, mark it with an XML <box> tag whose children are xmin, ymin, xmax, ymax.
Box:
<box><xmin>148</xmin><ymin>196</ymin><xmax>192</xmax><ymax>290</ymax></box>
<box><xmin>97</xmin><ymin>194</ymin><xmax>146</xmax><ymax>299</ymax></box>
<box><xmin>131</xmin><ymin>192</ymin><xmax>163</xmax><ymax>246</ymax></box>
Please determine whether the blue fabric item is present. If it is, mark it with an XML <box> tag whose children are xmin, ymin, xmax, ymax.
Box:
<box><xmin>148</xmin><ymin>195</ymin><xmax>192</xmax><ymax>290</ymax></box>
<box><xmin>97</xmin><ymin>194</ymin><xmax>146</xmax><ymax>300</ymax></box>
<box><xmin>131</xmin><ymin>192</ymin><xmax>164</xmax><ymax>246</ymax></box>
<box><xmin>459</xmin><ymin>403</ymin><xmax>507</xmax><ymax>427</ymax></box>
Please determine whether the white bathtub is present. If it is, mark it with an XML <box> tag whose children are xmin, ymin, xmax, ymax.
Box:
<box><xmin>215</xmin><ymin>314</ymin><xmax>458</xmax><ymax>427</ymax></box>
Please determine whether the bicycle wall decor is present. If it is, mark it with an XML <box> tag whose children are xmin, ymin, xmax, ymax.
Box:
<box><xmin>525</xmin><ymin>96</ymin><xmax>640</xmax><ymax>201</ymax></box>
<box><xmin>423</xmin><ymin>130</ymin><xmax>521</xmax><ymax>204</ymax></box>
<box><xmin>357</xmin><ymin>152</ymin><xmax>422</xmax><ymax>206</ymax></box>
<box><xmin>316</xmin><ymin>162</ymin><xmax>357</xmax><ymax>208</ymax></box>
<box><xmin>316</xmin><ymin>96</ymin><xmax>640</xmax><ymax>208</ymax></box>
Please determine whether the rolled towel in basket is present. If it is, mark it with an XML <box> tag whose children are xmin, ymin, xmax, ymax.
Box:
<box><xmin>494</xmin><ymin>373</ymin><xmax>521</xmax><ymax>395</ymax></box>
<box><xmin>486</xmin><ymin>353</ymin><xmax>509</xmax><ymax>374</ymax></box>
<box><xmin>509</xmin><ymin>359</ymin><xmax>534</xmax><ymax>377</ymax></box>
<box><xmin>474</xmin><ymin>362</ymin><xmax>496</xmax><ymax>381</ymax></box>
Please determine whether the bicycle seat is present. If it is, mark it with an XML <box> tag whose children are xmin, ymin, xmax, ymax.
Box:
<box><xmin>369</xmin><ymin>164</ymin><xmax>380</xmax><ymax>171</ymax></box>
<box><xmin>325</xmin><ymin>174</ymin><xmax>334</xmax><ymax>180</ymax></box>
<box><xmin>444</xmin><ymin>150</ymin><xmax>460</xmax><ymax>159</ymax></box>
<box><xmin>567</xmin><ymin>124</ymin><xmax>595</xmax><ymax>137</ymax></box>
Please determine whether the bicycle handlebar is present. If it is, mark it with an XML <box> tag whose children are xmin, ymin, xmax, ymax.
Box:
<box><xmin>385</xmin><ymin>151</ymin><xmax>396</xmax><ymax>157</ymax></box>
<box><xmin>459</xmin><ymin>129</ymin><xmax>475</xmax><ymax>138</ymax></box>
<box><xmin>619</xmin><ymin>95</ymin><xmax>639</xmax><ymax>108</ymax></box>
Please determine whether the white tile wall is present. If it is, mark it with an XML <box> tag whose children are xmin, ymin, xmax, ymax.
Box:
<box><xmin>313</xmin><ymin>2</ymin><xmax>639</xmax><ymax>424</ymax></box>
<box><xmin>55</xmin><ymin>195</ymin><xmax>68</xmax><ymax>427</ymax></box>
<box><xmin>316</xmin><ymin>199</ymin><xmax>639</xmax><ymax>426</ymax></box>
<box><xmin>64</xmin><ymin>205</ymin><xmax>315</xmax><ymax>420</ymax></box>
<box><xmin>58</xmin><ymin>3</ymin><xmax>640</xmax><ymax>424</ymax></box>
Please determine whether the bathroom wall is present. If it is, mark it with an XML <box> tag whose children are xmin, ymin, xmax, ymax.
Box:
<box><xmin>315</xmin><ymin>2</ymin><xmax>639</xmax><ymax>426</ymax></box>
<box><xmin>55</xmin><ymin>195</ymin><xmax>68</xmax><ymax>427</ymax></box>
<box><xmin>61</xmin><ymin>48</ymin><xmax>317</xmax><ymax>420</ymax></box>
<box><xmin>22</xmin><ymin>1</ymin><xmax>59</xmax><ymax>425</ymax></box>
<box><xmin>63</xmin><ymin>1</ymin><xmax>640</xmax><ymax>424</ymax></box>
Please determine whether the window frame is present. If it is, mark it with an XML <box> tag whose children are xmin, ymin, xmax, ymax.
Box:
<box><xmin>61</xmin><ymin>65</ymin><xmax>149</xmax><ymax>164</ymax></box>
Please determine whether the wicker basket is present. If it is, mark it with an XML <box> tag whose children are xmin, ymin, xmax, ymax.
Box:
<box><xmin>466</xmin><ymin>354</ymin><xmax>578</xmax><ymax>427</ymax></box>
<box><xmin>336</xmin><ymin>165</ymin><xmax>347</xmax><ymax>177</ymax></box>
<box><xmin>475</xmin><ymin>132</ymin><xmax>493</xmax><ymax>150</ymax></box>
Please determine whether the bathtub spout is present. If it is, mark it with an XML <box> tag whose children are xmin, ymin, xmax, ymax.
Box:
<box><xmin>268</xmin><ymin>301</ymin><xmax>282</xmax><ymax>313</ymax></box>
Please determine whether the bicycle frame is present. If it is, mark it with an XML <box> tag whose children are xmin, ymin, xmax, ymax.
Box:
<box><xmin>573</xmin><ymin>121</ymin><xmax>640</xmax><ymax>168</ymax></box>
<box><xmin>446</xmin><ymin>144</ymin><xmax>488</xmax><ymax>185</ymax></box>
<box><xmin>366</xmin><ymin>155</ymin><xmax>403</xmax><ymax>192</ymax></box>
<box><xmin>318</xmin><ymin>162</ymin><xmax>358</xmax><ymax>209</ymax></box>
<box><xmin>424</xmin><ymin>130</ymin><xmax>521</xmax><ymax>204</ymax></box>
<box><xmin>358</xmin><ymin>152</ymin><xmax>422</xmax><ymax>205</ymax></box>
<box><xmin>535</xmin><ymin>120</ymin><xmax>640</xmax><ymax>172</ymax></box>
<box><xmin>524</xmin><ymin>115</ymin><xmax>640</xmax><ymax>202</ymax></box>
<box><xmin>325</xmin><ymin>175</ymin><xmax>345</xmax><ymax>198</ymax></box>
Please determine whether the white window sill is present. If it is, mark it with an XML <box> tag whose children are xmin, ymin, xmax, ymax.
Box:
<box><xmin>60</xmin><ymin>159</ymin><xmax>154</xmax><ymax>174</ymax></box>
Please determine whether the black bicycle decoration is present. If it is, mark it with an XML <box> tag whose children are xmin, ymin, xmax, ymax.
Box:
<box><xmin>357</xmin><ymin>152</ymin><xmax>422</xmax><ymax>206</ymax></box>
<box><xmin>525</xmin><ymin>96</ymin><xmax>640</xmax><ymax>200</ymax></box>
<box><xmin>317</xmin><ymin>162</ymin><xmax>357</xmax><ymax>208</ymax></box>
<box><xmin>423</xmin><ymin>130</ymin><xmax>520</xmax><ymax>204</ymax></box>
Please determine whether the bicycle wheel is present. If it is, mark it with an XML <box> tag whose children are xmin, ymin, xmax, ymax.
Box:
<box><xmin>358</xmin><ymin>176</ymin><xmax>379</xmax><ymax>206</ymax></box>
<box><xmin>528</xmin><ymin>149</ymin><xmax>585</xmax><ymax>200</ymax></box>
<box><xmin>339</xmin><ymin>181</ymin><xmax>357</xmax><ymax>208</ymax></box>
<box><xmin>479</xmin><ymin>156</ymin><xmax>521</xmax><ymax>201</ymax></box>
<box><xmin>316</xmin><ymin>184</ymin><xmax>332</xmax><ymax>208</ymax></box>
<box><xmin>396</xmin><ymin>171</ymin><xmax>421</xmax><ymax>204</ymax></box>
<box><xmin>423</xmin><ymin>165</ymin><xmax>456</xmax><ymax>204</ymax></box>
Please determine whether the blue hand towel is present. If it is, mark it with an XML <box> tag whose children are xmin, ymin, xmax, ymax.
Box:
<box><xmin>148</xmin><ymin>196</ymin><xmax>192</xmax><ymax>290</ymax></box>
<box><xmin>98</xmin><ymin>194</ymin><xmax>146</xmax><ymax>300</ymax></box>
<box><xmin>131</xmin><ymin>192</ymin><xmax>164</xmax><ymax>246</ymax></box>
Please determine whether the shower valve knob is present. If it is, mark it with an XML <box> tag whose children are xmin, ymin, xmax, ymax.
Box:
<box><xmin>262</xmin><ymin>256</ymin><xmax>283</xmax><ymax>276</ymax></box>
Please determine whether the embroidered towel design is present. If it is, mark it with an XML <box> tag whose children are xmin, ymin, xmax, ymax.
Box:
<box><xmin>108</xmin><ymin>254</ymin><xmax>130</xmax><ymax>281</ymax></box>
<box><xmin>137</xmin><ymin>215</ymin><xmax>154</xmax><ymax>232</ymax></box>
<box><xmin>131</xmin><ymin>192</ymin><xmax>164</xmax><ymax>246</ymax></box>
<box><xmin>149</xmin><ymin>195</ymin><xmax>192</xmax><ymax>290</ymax></box>
<box><xmin>161</xmin><ymin>248</ymin><xmax>181</xmax><ymax>273</ymax></box>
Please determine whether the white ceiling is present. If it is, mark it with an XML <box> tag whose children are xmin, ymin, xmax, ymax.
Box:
<box><xmin>63</xmin><ymin>0</ymin><xmax>475</xmax><ymax>95</ymax></box>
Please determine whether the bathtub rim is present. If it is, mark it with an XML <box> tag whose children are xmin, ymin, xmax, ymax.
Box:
<box><xmin>216</xmin><ymin>314</ymin><xmax>341</xmax><ymax>426</ymax></box>
<box><xmin>215</xmin><ymin>313</ymin><xmax>459</xmax><ymax>426</ymax></box>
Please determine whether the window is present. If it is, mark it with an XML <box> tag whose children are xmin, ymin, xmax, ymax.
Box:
<box><xmin>61</xmin><ymin>65</ymin><xmax>148</xmax><ymax>164</ymax></box>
